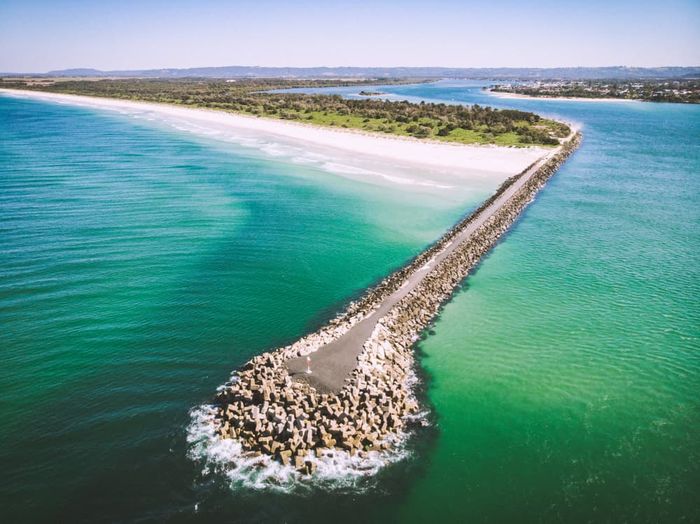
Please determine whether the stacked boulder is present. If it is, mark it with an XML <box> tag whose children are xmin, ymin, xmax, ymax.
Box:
<box><xmin>212</xmin><ymin>133</ymin><xmax>582</xmax><ymax>474</ymax></box>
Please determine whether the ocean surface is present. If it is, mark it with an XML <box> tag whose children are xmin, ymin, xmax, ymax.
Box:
<box><xmin>1</xmin><ymin>82</ymin><xmax>698</xmax><ymax>523</ymax></box>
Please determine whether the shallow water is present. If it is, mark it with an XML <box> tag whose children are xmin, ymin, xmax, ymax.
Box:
<box><xmin>1</xmin><ymin>83</ymin><xmax>699</xmax><ymax>522</ymax></box>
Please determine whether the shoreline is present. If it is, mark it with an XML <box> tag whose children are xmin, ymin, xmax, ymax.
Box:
<box><xmin>0</xmin><ymin>88</ymin><xmax>551</xmax><ymax>180</ymax></box>
<box><xmin>487</xmin><ymin>88</ymin><xmax>638</xmax><ymax>103</ymax></box>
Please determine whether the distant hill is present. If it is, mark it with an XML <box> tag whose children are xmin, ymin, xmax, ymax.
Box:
<box><xmin>6</xmin><ymin>65</ymin><xmax>700</xmax><ymax>80</ymax></box>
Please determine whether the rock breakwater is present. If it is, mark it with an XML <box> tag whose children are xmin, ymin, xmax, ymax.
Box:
<box><xmin>204</xmin><ymin>133</ymin><xmax>582</xmax><ymax>477</ymax></box>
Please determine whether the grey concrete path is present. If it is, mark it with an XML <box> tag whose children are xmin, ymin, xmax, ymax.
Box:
<box><xmin>286</xmin><ymin>141</ymin><xmax>567</xmax><ymax>393</ymax></box>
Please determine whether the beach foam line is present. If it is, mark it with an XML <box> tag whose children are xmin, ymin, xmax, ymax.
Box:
<box><xmin>320</xmin><ymin>162</ymin><xmax>453</xmax><ymax>189</ymax></box>
<box><xmin>146</xmin><ymin>123</ymin><xmax>447</xmax><ymax>190</ymax></box>
<box><xmin>2</xmin><ymin>89</ymin><xmax>463</xmax><ymax>191</ymax></box>
<box><xmin>0</xmin><ymin>89</ymin><xmax>549</xmax><ymax>182</ymax></box>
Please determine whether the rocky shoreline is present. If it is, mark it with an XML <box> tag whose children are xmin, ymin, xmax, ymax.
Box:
<box><xmin>210</xmin><ymin>133</ymin><xmax>582</xmax><ymax>475</ymax></box>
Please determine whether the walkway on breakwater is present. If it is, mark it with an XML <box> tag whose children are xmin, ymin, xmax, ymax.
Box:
<box><xmin>286</xmin><ymin>136</ymin><xmax>574</xmax><ymax>392</ymax></box>
<box><xmin>211</xmin><ymin>131</ymin><xmax>580</xmax><ymax>471</ymax></box>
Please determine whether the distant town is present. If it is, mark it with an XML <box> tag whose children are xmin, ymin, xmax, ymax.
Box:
<box><xmin>489</xmin><ymin>79</ymin><xmax>700</xmax><ymax>104</ymax></box>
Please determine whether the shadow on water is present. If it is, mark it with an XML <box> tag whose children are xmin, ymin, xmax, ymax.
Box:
<box><xmin>82</xmin><ymin>159</ymin><xmax>445</xmax><ymax>523</ymax></box>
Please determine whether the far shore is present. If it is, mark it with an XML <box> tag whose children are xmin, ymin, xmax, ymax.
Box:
<box><xmin>487</xmin><ymin>88</ymin><xmax>637</xmax><ymax>103</ymax></box>
<box><xmin>0</xmin><ymin>88</ymin><xmax>551</xmax><ymax>181</ymax></box>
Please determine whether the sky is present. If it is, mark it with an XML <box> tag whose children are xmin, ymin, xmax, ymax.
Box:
<box><xmin>0</xmin><ymin>0</ymin><xmax>698</xmax><ymax>73</ymax></box>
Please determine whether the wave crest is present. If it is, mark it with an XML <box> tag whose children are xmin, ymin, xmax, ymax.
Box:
<box><xmin>186</xmin><ymin>403</ymin><xmax>415</xmax><ymax>493</ymax></box>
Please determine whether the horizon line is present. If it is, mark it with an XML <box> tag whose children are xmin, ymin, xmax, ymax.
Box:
<box><xmin>3</xmin><ymin>64</ymin><xmax>700</xmax><ymax>76</ymax></box>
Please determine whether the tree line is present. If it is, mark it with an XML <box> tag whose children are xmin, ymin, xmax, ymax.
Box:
<box><xmin>2</xmin><ymin>78</ymin><xmax>570</xmax><ymax>145</ymax></box>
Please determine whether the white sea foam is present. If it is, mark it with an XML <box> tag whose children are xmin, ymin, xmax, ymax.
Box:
<box><xmin>186</xmin><ymin>403</ymin><xmax>413</xmax><ymax>493</ymax></box>
<box><xmin>186</xmin><ymin>364</ymin><xmax>428</xmax><ymax>493</ymax></box>
<box><xmin>320</xmin><ymin>162</ymin><xmax>453</xmax><ymax>189</ymax></box>
<box><xmin>148</xmin><ymin>111</ymin><xmax>457</xmax><ymax>190</ymax></box>
<box><xmin>2</xmin><ymin>90</ymin><xmax>543</xmax><ymax>198</ymax></box>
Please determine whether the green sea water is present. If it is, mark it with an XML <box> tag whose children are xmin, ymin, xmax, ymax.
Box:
<box><xmin>1</xmin><ymin>84</ymin><xmax>698</xmax><ymax>522</ymax></box>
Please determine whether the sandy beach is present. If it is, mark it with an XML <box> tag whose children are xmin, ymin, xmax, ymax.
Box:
<box><xmin>0</xmin><ymin>89</ymin><xmax>549</xmax><ymax>189</ymax></box>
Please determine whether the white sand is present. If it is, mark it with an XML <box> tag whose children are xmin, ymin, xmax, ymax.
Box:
<box><xmin>1</xmin><ymin>89</ymin><xmax>550</xmax><ymax>193</ymax></box>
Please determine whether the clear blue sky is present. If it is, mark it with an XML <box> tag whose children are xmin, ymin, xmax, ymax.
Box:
<box><xmin>1</xmin><ymin>0</ymin><xmax>698</xmax><ymax>72</ymax></box>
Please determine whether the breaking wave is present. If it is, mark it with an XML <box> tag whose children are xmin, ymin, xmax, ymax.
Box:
<box><xmin>186</xmin><ymin>367</ymin><xmax>429</xmax><ymax>493</ymax></box>
<box><xmin>186</xmin><ymin>403</ymin><xmax>414</xmax><ymax>493</ymax></box>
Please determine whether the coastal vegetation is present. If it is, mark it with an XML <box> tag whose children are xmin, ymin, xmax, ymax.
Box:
<box><xmin>490</xmin><ymin>79</ymin><xmax>700</xmax><ymax>104</ymax></box>
<box><xmin>1</xmin><ymin>78</ymin><xmax>570</xmax><ymax>146</ymax></box>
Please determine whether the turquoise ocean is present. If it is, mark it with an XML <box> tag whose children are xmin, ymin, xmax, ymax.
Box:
<box><xmin>1</xmin><ymin>82</ymin><xmax>698</xmax><ymax>522</ymax></box>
